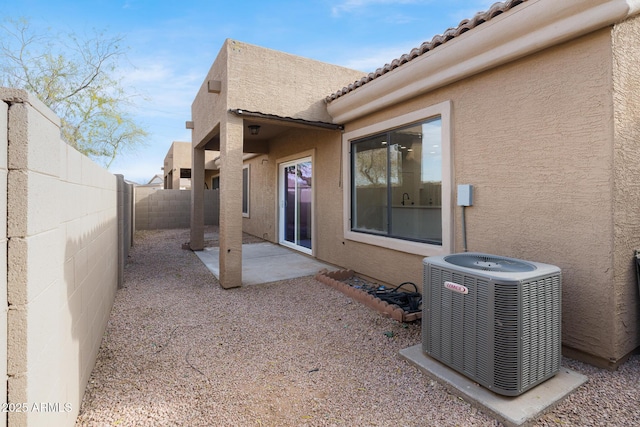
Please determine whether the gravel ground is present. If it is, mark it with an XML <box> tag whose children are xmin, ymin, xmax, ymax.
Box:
<box><xmin>76</xmin><ymin>228</ymin><xmax>640</xmax><ymax>426</ymax></box>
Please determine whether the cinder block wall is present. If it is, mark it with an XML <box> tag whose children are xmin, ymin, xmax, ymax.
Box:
<box><xmin>1</xmin><ymin>93</ymin><xmax>9</xmax><ymax>427</ymax></box>
<box><xmin>135</xmin><ymin>187</ymin><xmax>219</xmax><ymax>230</ymax></box>
<box><xmin>116</xmin><ymin>175</ymin><xmax>134</xmax><ymax>288</ymax></box>
<box><xmin>2</xmin><ymin>88</ymin><xmax>120</xmax><ymax>427</ymax></box>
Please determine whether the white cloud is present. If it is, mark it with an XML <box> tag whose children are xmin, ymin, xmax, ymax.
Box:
<box><xmin>448</xmin><ymin>1</ymin><xmax>502</xmax><ymax>25</ymax></box>
<box><xmin>331</xmin><ymin>0</ymin><xmax>424</xmax><ymax>17</ymax></box>
<box><xmin>116</xmin><ymin>56</ymin><xmax>204</xmax><ymax>121</ymax></box>
<box><xmin>382</xmin><ymin>13</ymin><xmax>419</xmax><ymax>25</ymax></box>
<box><xmin>329</xmin><ymin>1</ymin><xmax>500</xmax><ymax>74</ymax></box>
<box><xmin>338</xmin><ymin>40</ymin><xmax>423</xmax><ymax>72</ymax></box>
<box><xmin>109</xmin><ymin>54</ymin><xmax>205</xmax><ymax>183</ymax></box>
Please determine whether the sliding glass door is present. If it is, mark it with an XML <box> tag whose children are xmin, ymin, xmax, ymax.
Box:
<box><xmin>279</xmin><ymin>157</ymin><xmax>312</xmax><ymax>254</ymax></box>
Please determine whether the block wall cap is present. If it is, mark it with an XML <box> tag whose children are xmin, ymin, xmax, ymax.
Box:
<box><xmin>0</xmin><ymin>87</ymin><xmax>61</xmax><ymax>127</ymax></box>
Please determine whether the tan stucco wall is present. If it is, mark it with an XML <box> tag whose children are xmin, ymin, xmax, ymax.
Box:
<box><xmin>334</xmin><ymin>29</ymin><xmax>630</xmax><ymax>363</ymax></box>
<box><xmin>457</xmin><ymin>29</ymin><xmax>615</xmax><ymax>361</ymax></box>
<box><xmin>241</xmin><ymin>154</ymin><xmax>274</xmax><ymax>240</ymax></box>
<box><xmin>226</xmin><ymin>40</ymin><xmax>364</xmax><ymax>123</ymax></box>
<box><xmin>164</xmin><ymin>141</ymin><xmax>190</xmax><ymax>188</ymax></box>
<box><xmin>191</xmin><ymin>43</ymin><xmax>228</xmax><ymax>148</ymax></box>
<box><xmin>612</xmin><ymin>14</ymin><xmax>640</xmax><ymax>360</ymax></box>
<box><xmin>240</xmin><ymin>128</ymin><xmax>343</xmax><ymax>250</ymax></box>
<box><xmin>191</xmin><ymin>39</ymin><xmax>364</xmax><ymax>148</ymax></box>
<box><xmin>164</xmin><ymin>141</ymin><xmax>218</xmax><ymax>189</ymax></box>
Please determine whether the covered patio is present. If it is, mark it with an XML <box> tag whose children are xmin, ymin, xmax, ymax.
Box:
<box><xmin>194</xmin><ymin>226</ymin><xmax>340</xmax><ymax>285</ymax></box>
<box><xmin>187</xmin><ymin>39</ymin><xmax>365</xmax><ymax>289</ymax></box>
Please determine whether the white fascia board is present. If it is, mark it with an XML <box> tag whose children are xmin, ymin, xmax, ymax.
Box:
<box><xmin>628</xmin><ymin>0</ymin><xmax>640</xmax><ymax>14</ymax></box>
<box><xmin>327</xmin><ymin>0</ymin><xmax>640</xmax><ymax>124</ymax></box>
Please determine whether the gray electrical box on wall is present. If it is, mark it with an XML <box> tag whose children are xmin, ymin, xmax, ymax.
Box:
<box><xmin>457</xmin><ymin>184</ymin><xmax>473</xmax><ymax>206</ymax></box>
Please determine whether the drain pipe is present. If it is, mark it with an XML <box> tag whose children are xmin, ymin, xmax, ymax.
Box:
<box><xmin>457</xmin><ymin>184</ymin><xmax>473</xmax><ymax>252</ymax></box>
<box><xmin>461</xmin><ymin>205</ymin><xmax>468</xmax><ymax>252</ymax></box>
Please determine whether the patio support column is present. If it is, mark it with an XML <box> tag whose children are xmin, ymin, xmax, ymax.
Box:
<box><xmin>190</xmin><ymin>145</ymin><xmax>205</xmax><ymax>250</ymax></box>
<box><xmin>219</xmin><ymin>114</ymin><xmax>243</xmax><ymax>288</ymax></box>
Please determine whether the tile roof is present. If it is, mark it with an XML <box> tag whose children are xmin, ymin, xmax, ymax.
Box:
<box><xmin>325</xmin><ymin>0</ymin><xmax>528</xmax><ymax>103</ymax></box>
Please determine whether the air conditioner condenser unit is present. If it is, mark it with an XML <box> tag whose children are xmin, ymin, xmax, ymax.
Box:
<box><xmin>422</xmin><ymin>252</ymin><xmax>561</xmax><ymax>396</ymax></box>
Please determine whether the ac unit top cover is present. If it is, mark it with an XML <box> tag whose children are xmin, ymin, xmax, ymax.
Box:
<box><xmin>423</xmin><ymin>252</ymin><xmax>560</xmax><ymax>283</ymax></box>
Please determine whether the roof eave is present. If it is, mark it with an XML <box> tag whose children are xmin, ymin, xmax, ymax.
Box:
<box><xmin>327</xmin><ymin>0</ymin><xmax>640</xmax><ymax>124</ymax></box>
<box><xmin>229</xmin><ymin>108</ymin><xmax>343</xmax><ymax>130</ymax></box>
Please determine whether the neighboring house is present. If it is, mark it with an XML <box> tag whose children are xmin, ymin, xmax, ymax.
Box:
<box><xmin>163</xmin><ymin>141</ymin><xmax>219</xmax><ymax>189</ymax></box>
<box><xmin>188</xmin><ymin>0</ymin><xmax>640</xmax><ymax>369</ymax></box>
<box><xmin>143</xmin><ymin>174</ymin><xmax>164</xmax><ymax>188</ymax></box>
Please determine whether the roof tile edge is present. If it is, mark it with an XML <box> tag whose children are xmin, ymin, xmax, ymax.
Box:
<box><xmin>326</xmin><ymin>0</ymin><xmax>640</xmax><ymax>123</ymax></box>
<box><xmin>325</xmin><ymin>0</ymin><xmax>528</xmax><ymax>103</ymax></box>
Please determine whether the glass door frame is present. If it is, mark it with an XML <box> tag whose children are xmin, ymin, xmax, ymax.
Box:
<box><xmin>278</xmin><ymin>155</ymin><xmax>314</xmax><ymax>255</ymax></box>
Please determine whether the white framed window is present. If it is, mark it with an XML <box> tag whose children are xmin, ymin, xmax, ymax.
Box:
<box><xmin>343</xmin><ymin>101</ymin><xmax>452</xmax><ymax>256</ymax></box>
<box><xmin>242</xmin><ymin>164</ymin><xmax>250</xmax><ymax>217</ymax></box>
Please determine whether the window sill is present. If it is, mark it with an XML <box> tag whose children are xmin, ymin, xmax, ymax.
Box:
<box><xmin>345</xmin><ymin>230</ymin><xmax>449</xmax><ymax>257</ymax></box>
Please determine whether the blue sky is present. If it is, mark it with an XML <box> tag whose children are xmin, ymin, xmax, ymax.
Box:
<box><xmin>2</xmin><ymin>0</ymin><xmax>496</xmax><ymax>184</ymax></box>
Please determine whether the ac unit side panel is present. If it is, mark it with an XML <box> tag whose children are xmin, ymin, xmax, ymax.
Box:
<box><xmin>462</xmin><ymin>274</ymin><xmax>478</xmax><ymax>377</ymax></box>
<box><xmin>475</xmin><ymin>274</ymin><xmax>493</xmax><ymax>388</ymax></box>
<box><xmin>423</xmin><ymin>265</ymin><xmax>495</xmax><ymax>384</ymax></box>
<box><xmin>424</xmin><ymin>265</ymin><xmax>447</xmax><ymax>361</ymax></box>
<box><xmin>451</xmin><ymin>273</ymin><xmax>465</xmax><ymax>370</ymax></box>
<box><xmin>441</xmin><ymin>272</ymin><xmax>453</xmax><ymax>364</ymax></box>
<box><xmin>520</xmin><ymin>274</ymin><xmax>562</xmax><ymax>392</ymax></box>
<box><xmin>493</xmin><ymin>282</ymin><xmax>520</xmax><ymax>393</ymax></box>
<box><xmin>423</xmin><ymin>265</ymin><xmax>439</xmax><ymax>356</ymax></box>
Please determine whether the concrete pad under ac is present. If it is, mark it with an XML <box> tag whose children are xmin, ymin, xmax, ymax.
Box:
<box><xmin>399</xmin><ymin>344</ymin><xmax>588</xmax><ymax>427</ymax></box>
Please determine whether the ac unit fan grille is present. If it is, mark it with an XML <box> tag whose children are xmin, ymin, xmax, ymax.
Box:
<box><xmin>444</xmin><ymin>253</ymin><xmax>536</xmax><ymax>272</ymax></box>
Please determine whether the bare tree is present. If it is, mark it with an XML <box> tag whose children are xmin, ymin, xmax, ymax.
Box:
<box><xmin>0</xmin><ymin>18</ymin><xmax>147</xmax><ymax>168</ymax></box>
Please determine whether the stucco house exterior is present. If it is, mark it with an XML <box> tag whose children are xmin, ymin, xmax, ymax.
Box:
<box><xmin>188</xmin><ymin>0</ymin><xmax>640</xmax><ymax>369</ymax></box>
<box><xmin>163</xmin><ymin>141</ymin><xmax>218</xmax><ymax>189</ymax></box>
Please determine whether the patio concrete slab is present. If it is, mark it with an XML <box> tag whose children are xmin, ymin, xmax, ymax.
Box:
<box><xmin>194</xmin><ymin>242</ymin><xmax>340</xmax><ymax>285</ymax></box>
<box><xmin>399</xmin><ymin>344</ymin><xmax>588</xmax><ymax>427</ymax></box>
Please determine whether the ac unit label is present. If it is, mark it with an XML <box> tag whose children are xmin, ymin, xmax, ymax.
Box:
<box><xmin>444</xmin><ymin>281</ymin><xmax>468</xmax><ymax>294</ymax></box>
